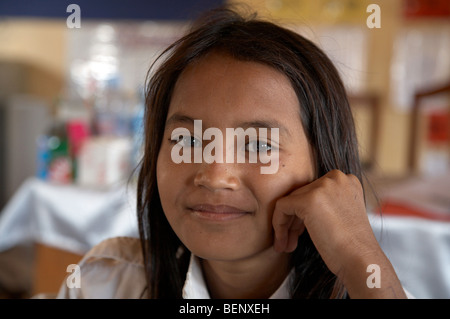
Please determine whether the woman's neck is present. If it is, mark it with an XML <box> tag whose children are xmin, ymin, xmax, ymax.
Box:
<box><xmin>200</xmin><ymin>247</ymin><xmax>291</xmax><ymax>299</ymax></box>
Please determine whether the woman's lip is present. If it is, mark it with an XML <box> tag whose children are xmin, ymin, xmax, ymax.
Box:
<box><xmin>190</xmin><ymin>204</ymin><xmax>248</xmax><ymax>214</ymax></box>
<box><xmin>188</xmin><ymin>204</ymin><xmax>251</xmax><ymax>221</ymax></box>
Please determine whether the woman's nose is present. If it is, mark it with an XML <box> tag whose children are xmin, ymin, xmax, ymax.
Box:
<box><xmin>193</xmin><ymin>162</ymin><xmax>241</xmax><ymax>191</ymax></box>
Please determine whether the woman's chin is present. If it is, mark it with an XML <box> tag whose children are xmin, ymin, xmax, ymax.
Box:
<box><xmin>185</xmin><ymin>239</ymin><xmax>274</xmax><ymax>263</ymax></box>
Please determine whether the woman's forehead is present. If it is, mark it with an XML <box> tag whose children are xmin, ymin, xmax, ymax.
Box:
<box><xmin>168</xmin><ymin>52</ymin><xmax>301</xmax><ymax>125</ymax></box>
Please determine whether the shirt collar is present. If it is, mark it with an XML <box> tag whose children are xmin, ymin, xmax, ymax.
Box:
<box><xmin>182</xmin><ymin>254</ymin><xmax>292</xmax><ymax>299</ymax></box>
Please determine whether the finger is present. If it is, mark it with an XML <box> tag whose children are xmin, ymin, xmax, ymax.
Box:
<box><xmin>273</xmin><ymin>198</ymin><xmax>305</xmax><ymax>252</ymax></box>
<box><xmin>273</xmin><ymin>214</ymin><xmax>294</xmax><ymax>252</ymax></box>
<box><xmin>285</xmin><ymin>219</ymin><xmax>305</xmax><ymax>252</ymax></box>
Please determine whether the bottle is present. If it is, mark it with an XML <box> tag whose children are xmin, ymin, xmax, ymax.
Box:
<box><xmin>46</xmin><ymin>121</ymin><xmax>72</xmax><ymax>184</ymax></box>
<box><xmin>36</xmin><ymin>135</ymin><xmax>50</xmax><ymax>180</ymax></box>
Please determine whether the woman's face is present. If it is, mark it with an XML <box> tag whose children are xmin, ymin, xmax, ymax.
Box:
<box><xmin>157</xmin><ymin>52</ymin><xmax>315</xmax><ymax>262</ymax></box>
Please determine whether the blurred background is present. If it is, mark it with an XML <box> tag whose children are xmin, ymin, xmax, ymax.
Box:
<box><xmin>0</xmin><ymin>0</ymin><xmax>449</xmax><ymax>299</ymax></box>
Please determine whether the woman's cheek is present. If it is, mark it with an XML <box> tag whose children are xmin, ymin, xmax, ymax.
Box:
<box><xmin>249</xmin><ymin>162</ymin><xmax>290</xmax><ymax>209</ymax></box>
<box><xmin>258</xmin><ymin>159</ymin><xmax>314</xmax><ymax>205</ymax></box>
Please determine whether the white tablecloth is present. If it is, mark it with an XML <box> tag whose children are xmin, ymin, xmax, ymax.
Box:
<box><xmin>370</xmin><ymin>213</ymin><xmax>450</xmax><ymax>299</ymax></box>
<box><xmin>0</xmin><ymin>177</ymin><xmax>139</xmax><ymax>255</ymax></box>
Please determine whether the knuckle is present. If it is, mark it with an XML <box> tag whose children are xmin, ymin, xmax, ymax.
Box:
<box><xmin>347</xmin><ymin>173</ymin><xmax>363</xmax><ymax>190</ymax></box>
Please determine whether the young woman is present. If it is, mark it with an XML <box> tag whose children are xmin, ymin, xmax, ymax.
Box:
<box><xmin>57</xmin><ymin>6</ymin><xmax>409</xmax><ymax>299</ymax></box>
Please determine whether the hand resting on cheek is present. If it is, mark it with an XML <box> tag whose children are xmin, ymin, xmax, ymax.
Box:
<box><xmin>272</xmin><ymin>169</ymin><xmax>407</xmax><ymax>299</ymax></box>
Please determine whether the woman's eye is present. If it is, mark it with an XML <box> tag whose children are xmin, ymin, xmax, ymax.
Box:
<box><xmin>245</xmin><ymin>140</ymin><xmax>272</xmax><ymax>153</ymax></box>
<box><xmin>175</xmin><ymin>135</ymin><xmax>201</xmax><ymax>147</ymax></box>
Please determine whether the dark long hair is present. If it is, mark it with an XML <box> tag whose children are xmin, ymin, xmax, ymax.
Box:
<box><xmin>137</xmin><ymin>6</ymin><xmax>362</xmax><ymax>299</ymax></box>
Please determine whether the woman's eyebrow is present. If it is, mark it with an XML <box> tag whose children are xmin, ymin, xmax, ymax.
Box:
<box><xmin>165</xmin><ymin>113</ymin><xmax>195</xmax><ymax>129</ymax></box>
<box><xmin>165</xmin><ymin>113</ymin><xmax>291</xmax><ymax>137</ymax></box>
<box><xmin>237</xmin><ymin>120</ymin><xmax>291</xmax><ymax>138</ymax></box>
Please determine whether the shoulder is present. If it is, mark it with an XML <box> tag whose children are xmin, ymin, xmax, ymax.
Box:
<box><xmin>82</xmin><ymin>236</ymin><xmax>144</xmax><ymax>265</ymax></box>
<box><xmin>57</xmin><ymin>236</ymin><xmax>147</xmax><ymax>299</ymax></box>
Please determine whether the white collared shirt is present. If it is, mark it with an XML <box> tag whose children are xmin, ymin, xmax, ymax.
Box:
<box><xmin>55</xmin><ymin>236</ymin><xmax>414</xmax><ymax>299</ymax></box>
<box><xmin>182</xmin><ymin>254</ymin><xmax>292</xmax><ymax>299</ymax></box>
<box><xmin>56</xmin><ymin>237</ymin><xmax>293</xmax><ymax>299</ymax></box>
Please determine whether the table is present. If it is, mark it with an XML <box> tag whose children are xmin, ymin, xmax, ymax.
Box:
<box><xmin>370</xmin><ymin>213</ymin><xmax>450</xmax><ymax>299</ymax></box>
<box><xmin>0</xmin><ymin>177</ymin><xmax>139</xmax><ymax>255</ymax></box>
<box><xmin>0</xmin><ymin>178</ymin><xmax>139</xmax><ymax>296</ymax></box>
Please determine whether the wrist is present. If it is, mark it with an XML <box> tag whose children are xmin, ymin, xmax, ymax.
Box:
<box><xmin>338</xmin><ymin>249</ymin><xmax>407</xmax><ymax>299</ymax></box>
